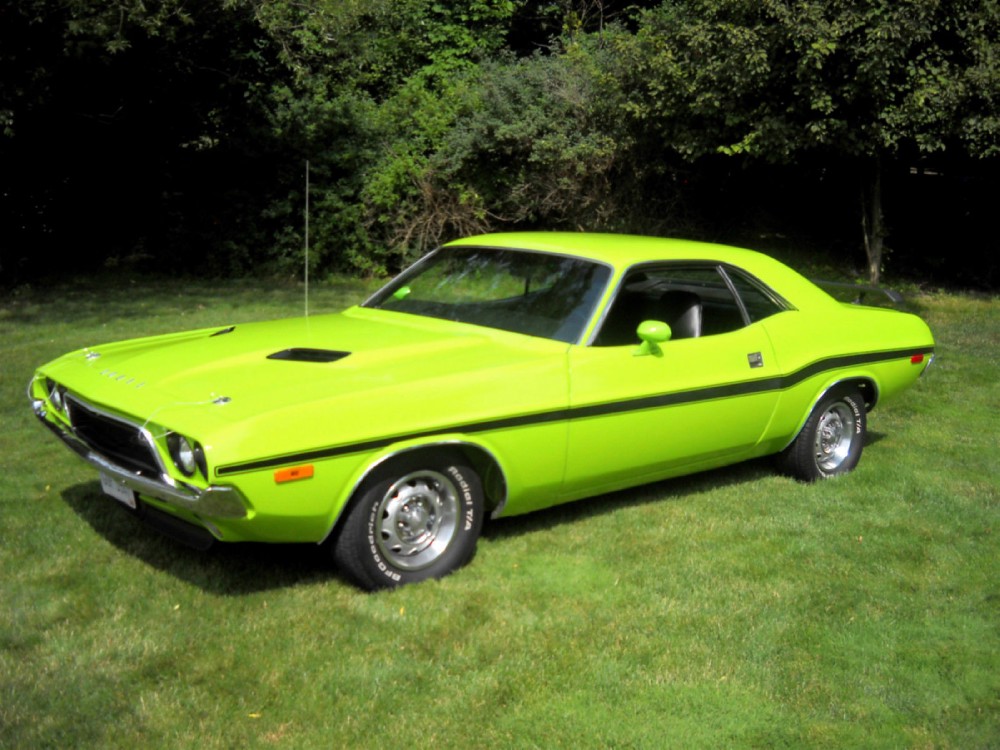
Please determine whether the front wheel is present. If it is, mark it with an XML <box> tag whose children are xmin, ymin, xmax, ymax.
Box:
<box><xmin>333</xmin><ymin>451</ymin><xmax>484</xmax><ymax>590</ymax></box>
<box><xmin>778</xmin><ymin>385</ymin><xmax>867</xmax><ymax>481</ymax></box>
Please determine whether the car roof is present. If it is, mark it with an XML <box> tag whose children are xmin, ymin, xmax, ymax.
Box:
<box><xmin>449</xmin><ymin>232</ymin><xmax>769</xmax><ymax>267</ymax></box>
<box><xmin>445</xmin><ymin>232</ymin><xmax>836</xmax><ymax>309</ymax></box>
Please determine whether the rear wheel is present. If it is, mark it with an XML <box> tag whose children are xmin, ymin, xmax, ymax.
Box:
<box><xmin>778</xmin><ymin>385</ymin><xmax>867</xmax><ymax>481</ymax></box>
<box><xmin>333</xmin><ymin>451</ymin><xmax>484</xmax><ymax>590</ymax></box>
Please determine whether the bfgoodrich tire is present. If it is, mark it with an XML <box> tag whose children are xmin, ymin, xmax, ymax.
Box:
<box><xmin>778</xmin><ymin>385</ymin><xmax>867</xmax><ymax>482</ymax></box>
<box><xmin>333</xmin><ymin>451</ymin><xmax>484</xmax><ymax>590</ymax></box>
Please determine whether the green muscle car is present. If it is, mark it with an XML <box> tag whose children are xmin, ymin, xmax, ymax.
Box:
<box><xmin>30</xmin><ymin>233</ymin><xmax>934</xmax><ymax>589</ymax></box>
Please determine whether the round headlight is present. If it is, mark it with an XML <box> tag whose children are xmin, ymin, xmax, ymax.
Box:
<box><xmin>169</xmin><ymin>434</ymin><xmax>198</xmax><ymax>476</ymax></box>
<box><xmin>46</xmin><ymin>379</ymin><xmax>66</xmax><ymax>412</ymax></box>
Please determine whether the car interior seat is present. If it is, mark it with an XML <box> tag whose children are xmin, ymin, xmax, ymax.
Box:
<box><xmin>656</xmin><ymin>290</ymin><xmax>703</xmax><ymax>339</ymax></box>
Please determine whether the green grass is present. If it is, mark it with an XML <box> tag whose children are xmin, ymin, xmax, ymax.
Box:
<box><xmin>1</xmin><ymin>276</ymin><xmax>997</xmax><ymax>749</ymax></box>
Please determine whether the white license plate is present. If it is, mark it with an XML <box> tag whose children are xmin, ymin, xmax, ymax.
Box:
<box><xmin>100</xmin><ymin>472</ymin><xmax>137</xmax><ymax>509</ymax></box>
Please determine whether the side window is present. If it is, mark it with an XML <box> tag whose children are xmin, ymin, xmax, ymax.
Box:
<box><xmin>723</xmin><ymin>268</ymin><xmax>787</xmax><ymax>323</ymax></box>
<box><xmin>592</xmin><ymin>265</ymin><xmax>746</xmax><ymax>346</ymax></box>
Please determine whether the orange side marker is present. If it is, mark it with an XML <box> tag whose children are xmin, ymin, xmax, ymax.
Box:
<box><xmin>274</xmin><ymin>465</ymin><xmax>315</xmax><ymax>484</ymax></box>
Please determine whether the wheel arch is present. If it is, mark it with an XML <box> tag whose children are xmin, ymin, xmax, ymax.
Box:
<box><xmin>319</xmin><ymin>438</ymin><xmax>508</xmax><ymax>545</ymax></box>
<box><xmin>846</xmin><ymin>376</ymin><xmax>879</xmax><ymax>411</ymax></box>
<box><xmin>780</xmin><ymin>375</ymin><xmax>879</xmax><ymax>452</ymax></box>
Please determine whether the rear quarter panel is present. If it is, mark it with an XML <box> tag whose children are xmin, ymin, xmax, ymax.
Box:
<box><xmin>758</xmin><ymin>304</ymin><xmax>934</xmax><ymax>450</ymax></box>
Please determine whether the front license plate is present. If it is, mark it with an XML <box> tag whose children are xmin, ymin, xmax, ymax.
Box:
<box><xmin>100</xmin><ymin>473</ymin><xmax>137</xmax><ymax>509</ymax></box>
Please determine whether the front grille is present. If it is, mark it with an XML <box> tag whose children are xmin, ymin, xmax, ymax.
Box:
<box><xmin>66</xmin><ymin>396</ymin><xmax>162</xmax><ymax>476</ymax></box>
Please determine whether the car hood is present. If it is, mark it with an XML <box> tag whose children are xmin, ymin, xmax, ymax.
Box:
<box><xmin>40</xmin><ymin>307</ymin><xmax>569</xmax><ymax>459</ymax></box>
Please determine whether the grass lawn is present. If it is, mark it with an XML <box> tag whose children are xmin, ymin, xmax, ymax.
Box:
<box><xmin>1</xmin><ymin>275</ymin><xmax>997</xmax><ymax>748</ymax></box>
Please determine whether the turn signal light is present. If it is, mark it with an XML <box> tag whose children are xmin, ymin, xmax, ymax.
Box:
<box><xmin>274</xmin><ymin>465</ymin><xmax>315</xmax><ymax>484</ymax></box>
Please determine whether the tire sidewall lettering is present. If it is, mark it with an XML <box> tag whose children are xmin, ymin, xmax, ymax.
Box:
<box><xmin>445</xmin><ymin>464</ymin><xmax>477</xmax><ymax>530</ymax></box>
<box><xmin>365</xmin><ymin>494</ymin><xmax>402</xmax><ymax>582</ymax></box>
<box><xmin>845</xmin><ymin>395</ymin><xmax>863</xmax><ymax>434</ymax></box>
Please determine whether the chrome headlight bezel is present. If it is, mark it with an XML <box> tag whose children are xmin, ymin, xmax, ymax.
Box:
<box><xmin>167</xmin><ymin>432</ymin><xmax>206</xmax><ymax>478</ymax></box>
<box><xmin>45</xmin><ymin>378</ymin><xmax>68</xmax><ymax>414</ymax></box>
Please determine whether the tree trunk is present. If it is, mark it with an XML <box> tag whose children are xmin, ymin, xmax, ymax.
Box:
<box><xmin>860</xmin><ymin>156</ymin><xmax>885</xmax><ymax>285</ymax></box>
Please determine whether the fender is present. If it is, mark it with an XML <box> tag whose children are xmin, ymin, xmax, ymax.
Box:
<box><xmin>318</xmin><ymin>436</ymin><xmax>509</xmax><ymax>545</ymax></box>
<box><xmin>778</xmin><ymin>375</ymin><xmax>878</xmax><ymax>452</ymax></box>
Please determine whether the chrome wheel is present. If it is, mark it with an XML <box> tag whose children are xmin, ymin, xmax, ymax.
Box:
<box><xmin>777</xmin><ymin>385</ymin><xmax>866</xmax><ymax>482</ymax></box>
<box><xmin>813</xmin><ymin>402</ymin><xmax>857</xmax><ymax>473</ymax></box>
<box><xmin>333</xmin><ymin>452</ymin><xmax>485</xmax><ymax>590</ymax></box>
<box><xmin>375</xmin><ymin>470</ymin><xmax>460</xmax><ymax>571</ymax></box>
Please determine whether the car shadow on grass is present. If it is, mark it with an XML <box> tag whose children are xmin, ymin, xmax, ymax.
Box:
<box><xmin>866</xmin><ymin>430</ymin><xmax>888</xmax><ymax>447</ymax></box>
<box><xmin>60</xmin><ymin>442</ymin><xmax>883</xmax><ymax>593</ymax></box>
<box><xmin>482</xmin><ymin>457</ymin><xmax>777</xmax><ymax>541</ymax></box>
<box><xmin>61</xmin><ymin>461</ymin><xmax>773</xmax><ymax>595</ymax></box>
<box><xmin>61</xmin><ymin>481</ymin><xmax>348</xmax><ymax>595</ymax></box>
<box><xmin>481</xmin><ymin>429</ymin><xmax>889</xmax><ymax>541</ymax></box>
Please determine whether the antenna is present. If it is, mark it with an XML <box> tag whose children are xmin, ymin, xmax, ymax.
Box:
<box><xmin>304</xmin><ymin>159</ymin><xmax>310</xmax><ymax>318</ymax></box>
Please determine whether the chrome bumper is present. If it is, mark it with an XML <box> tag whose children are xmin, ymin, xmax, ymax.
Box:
<box><xmin>35</xmin><ymin>409</ymin><xmax>248</xmax><ymax>519</ymax></box>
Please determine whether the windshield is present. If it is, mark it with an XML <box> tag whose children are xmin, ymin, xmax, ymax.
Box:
<box><xmin>364</xmin><ymin>246</ymin><xmax>612</xmax><ymax>343</ymax></box>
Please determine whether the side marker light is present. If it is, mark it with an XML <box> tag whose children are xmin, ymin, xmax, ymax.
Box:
<box><xmin>274</xmin><ymin>465</ymin><xmax>315</xmax><ymax>484</ymax></box>
<box><xmin>910</xmin><ymin>354</ymin><xmax>925</xmax><ymax>365</ymax></box>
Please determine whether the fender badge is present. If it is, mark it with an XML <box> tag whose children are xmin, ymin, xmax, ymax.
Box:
<box><xmin>747</xmin><ymin>352</ymin><xmax>764</xmax><ymax>368</ymax></box>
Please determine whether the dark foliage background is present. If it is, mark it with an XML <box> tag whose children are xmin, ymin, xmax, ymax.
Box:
<box><xmin>2</xmin><ymin>0</ymin><xmax>997</xmax><ymax>289</ymax></box>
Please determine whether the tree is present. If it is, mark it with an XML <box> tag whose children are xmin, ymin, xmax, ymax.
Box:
<box><xmin>4</xmin><ymin>0</ymin><xmax>994</xmax><ymax>284</ymax></box>
<box><xmin>234</xmin><ymin>0</ymin><xmax>526</xmax><ymax>274</ymax></box>
<box><xmin>359</xmin><ymin>43</ymin><xmax>639</xmax><ymax>257</ymax></box>
<box><xmin>239</xmin><ymin>0</ymin><xmax>689</xmax><ymax>275</ymax></box>
<box><xmin>619</xmin><ymin>0</ymin><xmax>1000</xmax><ymax>282</ymax></box>
<box><xmin>0</xmin><ymin>0</ymin><xmax>280</xmax><ymax>280</ymax></box>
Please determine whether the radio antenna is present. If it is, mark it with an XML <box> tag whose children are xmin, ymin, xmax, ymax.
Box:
<box><xmin>304</xmin><ymin>159</ymin><xmax>310</xmax><ymax>318</ymax></box>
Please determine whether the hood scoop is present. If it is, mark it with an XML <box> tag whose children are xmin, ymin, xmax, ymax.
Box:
<box><xmin>267</xmin><ymin>348</ymin><xmax>350</xmax><ymax>363</ymax></box>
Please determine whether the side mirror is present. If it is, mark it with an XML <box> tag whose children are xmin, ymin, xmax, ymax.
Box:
<box><xmin>634</xmin><ymin>320</ymin><xmax>672</xmax><ymax>357</ymax></box>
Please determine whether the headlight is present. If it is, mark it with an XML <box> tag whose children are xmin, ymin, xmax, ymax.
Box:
<box><xmin>46</xmin><ymin>379</ymin><xmax>67</xmax><ymax>413</ymax></box>
<box><xmin>167</xmin><ymin>433</ymin><xmax>205</xmax><ymax>478</ymax></box>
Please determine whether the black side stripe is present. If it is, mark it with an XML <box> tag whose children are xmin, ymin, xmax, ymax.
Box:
<box><xmin>215</xmin><ymin>346</ymin><xmax>932</xmax><ymax>476</ymax></box>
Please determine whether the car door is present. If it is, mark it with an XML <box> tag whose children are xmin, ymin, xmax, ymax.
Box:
<box><xmin>560</xmin><ymin>263</ymin><xmax>785</xmax><ymax>500</ymax></box>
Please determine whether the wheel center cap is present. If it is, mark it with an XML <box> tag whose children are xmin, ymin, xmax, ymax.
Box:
<box><xmin>820</xmin><ymin>417</ymin><xmax>842</xmax><ymax>452</ymax></box>
<box><xmin>400</xmin><ymin>499</ymin><xmax>431</xmax><ymax>531</ymax></box>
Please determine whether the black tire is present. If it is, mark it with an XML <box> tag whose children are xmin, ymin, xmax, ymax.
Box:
<box><xmin>333</xmin><ymin>451</ymin><xmax>484</xmax><ymax>590</ymax></box>
<box><xmin>778</xmin><ymin>385</ymin><xmax>867</xmax><ymax>482</ymax></box>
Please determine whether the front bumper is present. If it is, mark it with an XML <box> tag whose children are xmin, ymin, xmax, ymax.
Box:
<box><xmin>33</xmin><ymin>405</ymin><xmax>248</xmax><ymax>520</ymax></box>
